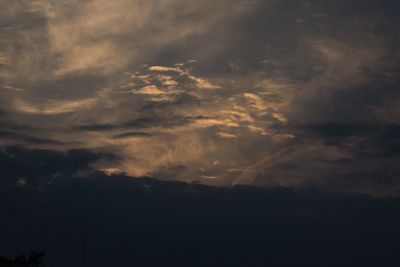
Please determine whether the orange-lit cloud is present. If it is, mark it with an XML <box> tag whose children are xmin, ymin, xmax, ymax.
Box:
<box><xmin>0</xmin><ymin>0</ymin><xmax>399</xmax><ymax>196</ymax></box>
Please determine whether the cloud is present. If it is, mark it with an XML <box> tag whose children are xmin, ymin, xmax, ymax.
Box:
<box><xmin>132</xmin><ymin>85</ymin><xmax>175</xmax><ymax>96</ymax></box>
<box><xmin>0</xmin><ymin>0</ymin><xmax>399</xmax><ymax>195</ymax></box>
<box><xmin>216</xmin><ymin>132</ymin><xmax>237</xmax><ymax>139</ymax></box>
<box><xmin>2</xmin><ymin>3</ymin><xmax>400</xmax><ymax>266</ymax></box>
<box><xmin>112</xmin><ymin>132</ymin><xmax>153</xmax><ymax>139</ymax></box>
<box><xmin>45</xmin><ymin>0</ymin><xmax>255</xmax><ymax>76</ymax></box>
<box><xmin>189</xmin><ymin>76</ymin><xmax>222</xmax><ymax>90</ymax></box>
<box><xmin>1</xmin><ymin>167</ymin><xmax>400</xmax><ymax>266</ymax></box>
<box><xmin>157</xmin><ymin>75</ymin><xmax>179</xmax><ymax>87</ymax></box>
<box><xmin>13</xmin><ymin>98</ymin><xmax>97</xmax><ymax>115</ymax></box>
<box><xmin>148</xmin><ymin>66</ymin><xmax>184</xmax><ymax>73</ymax></box>
<box><xmin>0</xmin><ymin>130</ymin><xmax>64</xmax><ymax>146</ymax></box>
<box><xmin>0</xmin><ymin>145</ymin><xmax>110</xmax><ymax>188</ymax></box>
<box><xmin>0</xmin><ymin>55</ymin><xmax>7</xmax><ymax>65</ymax></box>
<box><xmin>0</xmin><ymin>0</ymin><xmax>255</xmax><ymax>83</ymax></box>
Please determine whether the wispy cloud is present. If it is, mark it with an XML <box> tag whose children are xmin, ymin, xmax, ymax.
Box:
<box><xmin>0</xmin><ymin>0</ymin><xmax>399</xmax><ymax>195</ymax></box>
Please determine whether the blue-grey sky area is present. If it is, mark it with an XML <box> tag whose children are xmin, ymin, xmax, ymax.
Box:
<box><xmin>1</xmin><ymin>1</ymin><xmax>400</xmax><ymax>266</ymax></box>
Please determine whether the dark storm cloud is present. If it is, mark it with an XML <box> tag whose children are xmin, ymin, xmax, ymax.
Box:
<box><xmin>0</xmin><ymin>145</ymin><xmax>111</xmax><ymax>188</ymax></box>
<box><xmin>0</xmin><ymin>0</ymin><xmax>399</xmax><ymax>194</ymax></box>
<box><xmin>2</xmin><ymin>2</ymin><xmax>400</xmax><ymax>266</ymax></box>
<box><xmin>1</xmin><ymin>170</ymin><xmax>400</xmax><ymax>266</ymax></box>
<box><xmin>249</xmin><ymin>121</ymin><xmax>400</xmax><ymax>196</ymax></box>
<box><xmin>299</xmin><ymin>123</ymin><xmax>400</xmax><ymax>148</ymax></box>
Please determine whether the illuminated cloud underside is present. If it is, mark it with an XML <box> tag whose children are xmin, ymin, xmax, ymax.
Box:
<box><xmin>0</xmin><ymin>0</ymin><xmax>399</xmax><ymax>196</ymax></box>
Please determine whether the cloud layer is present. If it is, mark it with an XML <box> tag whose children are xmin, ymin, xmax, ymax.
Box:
<box><xmin>1</xmin><ymin>148</ymin><xmax>400</xmax><ymax>266</ymax></box>
<box><xmin>0</xmin><ymin>0</ymin><xmax>399</xmax><ymax>196</ymax></box>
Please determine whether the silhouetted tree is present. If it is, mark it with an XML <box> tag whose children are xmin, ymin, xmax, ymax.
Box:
<box><xmin>0</xmin><ymin>251</ymin><xmax>45</xmax><ymax>267</ymax></box>
<box><xmin>0</xmin><ymin>256</ymin><xmax>13</xmax><ymax>265</ymax></box>
<box><xmin>28</xmin><ymin>251</ymin><xmax>45</xmax><ymax>267</ymax></box>
<box><xmin>13</xmin><ymin>255</ymin><xmax>27</xmax><ymax>266</ymax></box>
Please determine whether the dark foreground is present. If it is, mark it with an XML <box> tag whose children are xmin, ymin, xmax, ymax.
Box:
<box><xmin>1</xmin><ymin>174</ymin><xmax>400</xmax><ymax>267</ymax></box>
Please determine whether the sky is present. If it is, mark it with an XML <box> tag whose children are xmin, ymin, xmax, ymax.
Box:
<box><xmin>1</xmin><ymin>1</ymin><xmax>400</xmax><ymax>266</ymax></box>
<box><xmin>1</xmin><ymin>0</ymin><xmax>400</xmax><ymax>194</ymax></box>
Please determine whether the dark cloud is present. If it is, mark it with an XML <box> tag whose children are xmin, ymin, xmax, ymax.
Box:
<box><xmin>299</xmin><ymin>123</ymin><xmax>400</xmax><ymax>141</ymax></box>
<box><xmin>0</xmin><ymin>0</ymin><xmax>399</xmax><ymax>192</ymax></box>
<box><xmin>0</xmin><ymin>130</ymin><xmax>65</xmax><ymax>145</ymax></box>
<box><xmin>248</xmin><ymin>122</ymin><xmax>400</xmax><ymax>195</ymax></box>
<box><xmin>2</xmin><ymin>2</ymin><xmax>400</xmax><ymax>266</ymax></box>
<box><xmin>112</xmin><ymin>131</ymin><xmax>153</xmax><ymax>139</ymax></box>
<box><xmin>296</xmin><ymin>123</ymin><xmax>400</xmax><ymax>166</ymax></box>
<box><xmin>75</xmin><ymin>116</ymin><xmax>205</xmax><ymax>132</ymax></box>
<box><xmin>1</xmin><ymin>169</ymin><xmax>400</xmax><ymax>266</ymax></box>
<box><xmin>0</xmin><ymin>145</ymin><xmax>111</xmax><ymax>188</ymax></box>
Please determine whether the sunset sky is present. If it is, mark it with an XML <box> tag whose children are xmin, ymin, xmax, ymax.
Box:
<box><xmin>1</xmin><ymin>1</ymin><xmax>400</xmax><ymax>266</ymax></box>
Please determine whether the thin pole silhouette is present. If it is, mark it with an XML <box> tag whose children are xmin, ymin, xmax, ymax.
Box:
<box><xmin>81</xmin><ymin>236</ymin><xmax>87</xmax><ymax>267</ymax></box>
